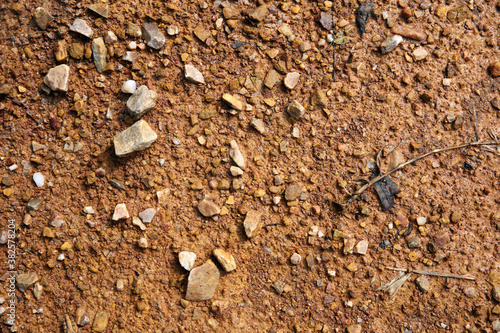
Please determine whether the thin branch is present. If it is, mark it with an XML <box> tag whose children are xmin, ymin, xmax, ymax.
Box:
<box><xmin>472</xmin><ymin>106</ymin><xmax>480</xmax><ymax>141</ymax></box>
<box><xmin>386</xmin><ymin>267</ymin><xmax>475</xmax><ymax>280</ymax></box>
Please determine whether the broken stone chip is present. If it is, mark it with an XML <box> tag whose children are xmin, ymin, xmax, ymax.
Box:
<box><xmin>185</xmin><ymin>261</ymin><xmax>220</xmax><ymax>301</ymax></box>
<box><xmin>113</xmin><ymin>120</ymin><xmax>158</xmax><ymax>157</ymax></box>
<box><xmin>44</xmin><ymin>64</ymin><xmax>70</xmax><ymax>92</ymax></box>
<box><xmin>126</xmin><ymin>85</ymin><xmax>158</xmax><ymax>119</ymax></box>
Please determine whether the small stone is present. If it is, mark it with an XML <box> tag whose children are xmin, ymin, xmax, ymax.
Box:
<box><xmin>389</xmin><ymin>150</ymin><xmax>405</xmax><ymax>170</ymax></box>
<box><xmin>69</xmin><ymin>43</ymin><xmax>84</xmax><ymax>59</ymax></box>
<box><xmin>122</xmin><ymin>51</ymin><xmax>139</xmax><ymax>63</ymax></box>
<box><xmin>139</xmin><ymin>208</ymin><xmax>156</xmax><ymax>223</ymax></box>
<box><xmin>2</xmin><ymin>175</ymin><xmax>14</xmax><ymax>186</ymax></box>
<box><xmin>346</xmin><ymin>262</ymin><xmax>357</xmax><ymax>272</ymax></box>
<box><xmin>44</xmin><ymin>64</ymin><xmax>70</xmax><ymax>92</ymax></box>
<box><xmin>167</xmin><ymin>25</ymin><xmax>179</xmax><ymax>35</ymax></box>
<box><xmin>285</xmin><ymin>185</ymin><xmax>302</xmax><ymax>201</ymax></box>
<box><xmin>157</xmin><ymin>188</ymin><xmax>170</xmax><ymax>204</ymax></box>
<box><xmin>92</xmin><ymin>37</ymin><xmax>107</xmax><ymax>73</ymax></box>
<box><xmin>311</xmin><ymin>89</ymin><xmax>328</xmax><ymax>108</ymax></box>
<box><xmin>198</xmin><ymin>198</ymin><xmax>221</xmax><ymax>217</ymax></box>
<box><xmin>229</xmin><ymin>140</ymin><xmax>245</xmax><ymax>169</ymax></box>
<box><xmin>230</xmin><ymin>166</ymin><xmax>244</xmax><ymax>176</ymax></box>
<box><xmin>113</xmin><ymin>120</ymin><xmax>157</xmax><ymax>156</ymax></box>
<box><xmin>354</xmin><ymin>240</ymin><xmax>369</xmax><ymax>255</ymax></box>
<box><xmin>34</xmin><ymin>7</ymin><xmax>53</xmax><ymax>30</ymax></box>
<box><xmin>213</xmin><ymin>249</ymin><xmax>236</xmax><ymax>272</ymax></box>
<box><xmin>116</xmin><ymin>280</ymin><xmax>125</xmax><ymax>291</ymax></box>
<box><xmin>463</xmin><ymin>287</ymin><xmax>476</xmax><ymax>298</ymax></box>
<box><xmin>0</xmin><ymin>232</ymin><xmax>7</xmax><ymax>244</ymax></box>
<box><xmin>88</xmin><ymin>3</ymin><xmax>109</xmax><ymax>18</ymax></box>
<box><xmin>264</xmin><ymin>69</ymin><xmax>281</xmax><ymax>89</ymax></box>
<box><xmin>416</xmin><ymin>217</ymin><xmax>427</xmax><ymax>226</ymax></box>
<box><xmin>222</xmin><ymin>93</ymin><xmax>244</xmax><ymax>111</ymax></box>
<box><xmin>33</xmin><ymin>172</ymin><xmax>44</xmax><ymax>187</ymax></box>
<box><xmin>138</xmin><ymin>237</ymin><xmax>148</xmax><ymax>248</ymax></box>
<box><xmin>284</xmin><ymin>72</ymin><xmax>300</xmax><ymax>90</ymax></box>
<box><xmin>493</xmin><ymin>285</ymin><xmax>500</xmax><ymax>302</ymax></box>
<box><xmin>142</xmin><ymin>22</ymin><xmax>165</xmax><ymax>49</ymax></box>
<box><xmin>193</xmin><ymin>25</ymin><xmax>210</xmax><ymax>42</ymax></box>
<box><xmin>27</xmin><ymin>198</ymin><xmax>42</xmax><ymax>211</ymax></box>
<box><xmin>251</xmin><ymin>118</ymin><xmax>266</xmax><ymax>134</ymax></box>
<box><xmin>179</xmin><ymin>251</ymin><xmax>197</xmax><ymax>271</ymax></box>
<box><xmin>299</xmin><ymin>41</ymin><xmax>311</xmax><ymax>52</ymax></box>
<box><xmin>435</xmin><ymin>6</ymin><xmax>448</xmax><ymax>17</ymax></box>
<box><xmin>92</xmin><ymin>311</ymin><xmax>108</xmax><ymax>332</ymax></box>
<box><xmin>287</xmin><ymin>100</ymin><xmax>306</xmax><ymax>119</ymax></box>
<box><xmin>290</xmin><ymin>253</ymin><xmax>301</xmax><ymax>265</ymax></box>
<box><xmin>132</xmin><ymin>217</ymin><xmax>146</xmax><ymax>231</ymax></box>
<box><xmin>319</xmin><ymin>12</ymin><xmax>332</xmax><ymax>30</ymax></box>
<box><xmin>55</xmin><ymin>40</ymin><xmax>68</xmax><ymax>62</ymax></box>
<box><xmin>185</xmin><ymin>64</ymin><xmax>205</xmax><ymax>84</ymax></box>
<box><xmin>278</xmin><ymin>24</ymin><xmax>293</xmax><ymax>37</ymax></box>
<box><xmin>248</xmin><ymin>5</ymin><xmax>268</xmax><ymax>22</ymax></box>
<box><xmin>489</xmin><ymin>62</ymin><xmax>500</xmax><ymax>77</ymax></box>
<box><xmin>50</xmin><ymin>216</ymin><xmax>64</xmax><ymax>228</ymax></box>
<box><xmin>450</xmin><ymin>211</ymin><xmax>462</xmax><ymax>223</ymax></box>
<box><xmin>16</xmin><ymin>272</ymin><xmax>38</xmax><ymax>292</ymax></box>
<box><xmin>33</xmin><ymin>282</ymin><xmax>43</xmax><ymax>300</ymax></box>
<box><xmin>494</xmin><ymin>320</ymin><xmax>500</xmax><ymax>332</ymax></box>
<box><xmin>244</xmin><ymin>210</ymin><xmax>262</xmax><ymax>238</ymax></box>
<box><xmin>390</xmin><ymin>26</ymin><xmax>426</xmax><ymax>41</ymax></box>
<box><xmin>126</xmin><ymin>22</ymin><xmax>142</xmax><ymax>38</ymax></box>
<box><xmin>70</xmin><ymin>19</ymin><xmax>93</xmax><ymax>38</ymax></box>
<box><xmin>347</xmin><ymin>324</ymin><xmax>362</xmax><ymax>333</ymax></box>
<box><xmin>104</xmin><ymin>31</ymin><xmax>118</xmax><ymax>44</ymax></box>
<box><xmin>380</xmin><ymin>35</ymin><xmax>403</xmax><ymax>54</ymax></box>
<box><xmin>42</xmin><ymin>227</ymin><xmax>54</xmax><ymax>238</ymax></box>
<box><xmin>126</xmin><ymin>85</ymin><xmax>158</xmax><ymax>119</ymax></box>
<box><xmin>112</xmin><ymin>203</ymin><xmax>129</xmax><ymax>221</ymax></box>
<box><xmin>407</xmin><ymin>236</ymin><xmax>421</xmax><ymax>248</ymax></box>
<box><xmin>412</xmin><ymin>47</ymin><xmax>428</xmax><ymax>61</ymax></box>
<box><xmin>447</xmin><ymin>5</ymin><xmax>472</xmax><ymax>23</ymax></box>
<box><xmin>121</xmin><ymin>80</ymin><xmax>137</xmax><ymax>94</ymax></box>
<box><xmin>185</xmin><ymin>261</ymin><xmax>220</xmax><ymax>301</ymax></box>
<box><xmin>415</xmin><ymin>275</ymin><xmax>429</xmax><ymax>292</ymax></box>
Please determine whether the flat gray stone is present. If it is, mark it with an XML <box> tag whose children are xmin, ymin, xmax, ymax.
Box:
<box><xmin>92</xmin><ymin>37</ymin><xmax>107</xmax><ymax>73</ymax></box>
<box><xmin>126</xmin><ymin>85</ymin><xmax>158</xmax><ymax>119</ymax></box>
<box><xmin>113</xmin><ymin>120</ymin><xmax>158</xmax><ymax>156</ymax></box>
<box><xmin>142</xmin><ymin>23</ymin><xmax>165</xmax><ymax>50</ymax></box>
<box><xmin>185</xmin><ymin>64</ymin><xmax>205</xmax><ymax>84</ymax></box>
<box><xmin>244</xmin><ymin>210</ymin><xmax>262</xmax><ymax>238</ymax></box>
<box><xmin>138</xmin><ymin>208</ymin><xmax>156</xmax><ymax>223</ymax></box>
<box><xmin>70</xmin><ymin>18</ymin><xmax>93</xmax><ymax>38</ymax></box>
<box><xmin>44</xmin><ymin>64</ymin><xmax>70</xmax><ymax>92</ymax></box>
<box><xmin>16</xmin><ymin>272</ymin><xmax>38</xmax><ymax>292</ymax></box>
<box><xmin>185</xmin><ymin>261</ymin><xmax>220</xmax><ymax>301</ymax></box>
<box><xmin>287</xmin><ymin>100</ymin><xmax>306</xmax><ymax>119</ymax></box>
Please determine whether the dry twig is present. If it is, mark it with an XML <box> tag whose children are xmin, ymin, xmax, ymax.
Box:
<box><xmin>386</xmin><ymin>267</ymin><xmax>475</xmax><ymax>280</ymax></box>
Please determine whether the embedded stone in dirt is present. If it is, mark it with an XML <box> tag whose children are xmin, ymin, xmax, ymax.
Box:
<box><xmin>412</xmin><ymin>47</ymin><xmax>428</xmax><ymax>61</ymax></box>
<box><xmin>185</xmin><ymin>64</ymin><xmax>205</xmax><ymax>84</ymax></box>
<box><xmin>122</xmin><ymin>51</ymin><xmax>139</xmax><ymax>63</ymax></box>
<box><xmin>113</xmin><ymin>120</ymin><xmax>158</xmax><ymax>156</ymax></box>
<box><xmin>248</xmin><ymin>5</ymin><xmax>268</xmax><ymax>22</ymax></box>
<box><xmin>229</xmin><ymin>140</ymin><xmax>245</xmax><ymax>169</ymax></box>
<box><xmin>88</xmin><ymin>3</ymin><xmax>109</xmax><ymax>18</ymax></box>
<box><xmin>285</xmin><ymin>184</ymin><xmax>302</xmax><ymax>201</ymax></box>
<box><xmin>179</xmin><ymin>251</ymin><xmax>197</xmax><ymax>271</ymax></box>
<box><xmin>70</xmin><ymin>18</ymin><xmax>93</xmax><ymax>38</ymax></box>
<box><xmin>230</xmin><ymin>166</ymin><xmax>244</xmax><ymax>176</ymax></box>
<box><xmin>251</xmin><ymin>118</ymin><xmax>266</xmax><ymax>134</ymax></box>
<box><xmin>112</xmin><ymin>203</ymin><xmax>130</xmax><ymax>221</ymax></box>
<box><xmin>390</xmin><ymin>25</ymin><xmax>425</xmax><ymax>41</ymax></box>
<box><xmin>290</xmin><ymin>253</ymin><xmax>302</xmax><ymax>265</ymax></box>
<box><xmin>284</xmin><ymin>72</ymin><xmax>300</xmax><ymax>90</ymax></box>
<box><xmin>104</xmin><ymin>31</ymin><xmax>117</xmax><ymax>44</ymax></box>
<box><xmin>132</xmin><ymin>217</ymin><xmax>146</xmax><ymax>231</ymax></box>
<box><xmin>213</xmin><ymin>249</ymin><xmax>236</xmax><ymax>272</ymax></box>
<box><xmin>380</xmin><ymin>35</ymin><xmax>403</xmax><ymax>54</ymax></box>
<box><xmin>319</xmin><ymin>12</ymin><xmax>332</xmax><ymax>30</ymax></box>
<box><xmin>121</xmin><ymin>80</ymin><xmax>137</xmax><ymax>94</ymax></box>
<box><xmin>244</xmin><ymin>210</ymin><xmax>262</xmax><ymax>238</ymax></box>
<box><xmin>489</xmin><ymin>62</ymin><xmax>500</xmax><ymax>77</ymax></box>
<box><xmin>157</xmin><ymin>188</ymin><xmax>170</xmax><ymax>204</ymax></box>
<box><xmin>354</xmin><ymin>240</ymin><xmax>369</xmax><ymax>255</ymax></box>
<box><xmin>287</xmin><ymin>100</ymin><xmax>306</xmax><ymax>119</ymax></box>
<box><xmin>198</xmin><ymin>198</ymin><xmax>221</xmax><ymax>217</ymax></box>
<box><xmin>126</xmin><ymin>22</ymin><xmax>142</xmax><ymax>37</ymax></box>
<box><xmin>222</xmin><ymin>93</ymin><xmax>244</xmax><ymax>111</ymax></box>
<box><xmin>126</xmin><ymin>85</ymin><xmax>158</xmax><ymax>119</ymax></box>
<box><xmin>139</xmin><ymin>208</ymin><xmax>156</xmax><ymax>224</ymax></box>
<box><xmin>34</xmin><ymin>7</ymin><xmax>53</xmax><ymax>30</ymax></box>
<box><xmin>92</xmin><ymin>311</ymin><xmax>108</xmax><ymax>332</ymax></box>
<box><xmin>27</xmin><ymin>198</ymin><xmax>42</xmax><ymax>211</ymax></box>
<box><xmin>264</xmin><ymin>69</ymin><xmax>281</xmax><ymax>89</ymax></box>
<box><xmin>142</xmin><ymin>22</ymin><xmax>166</xmax><ymax>50</ymax></box>
<box><xmin>447</xmin><ymin>5</ymin><xmax>472</xmax><ymax>23</ymax></box>
<box><xmin>185</xmin><ymin>261</ymin><xmax>220</xmax><ymax>301</ymax></box>
<box><xmin>92</xmin><ymin>37</ymin><xmax>107</xmax><ymax>73</ymax></box>
<box><xmin>16</xmin><ymin>272</ymin><xmax>38</xmax><ymax>292</ymax></box>
<box><xmin>44</xmin><ymin>64</ymin><xmax>70</xmax><ymax>92</ymax></box>
<box><xmin>311</xmin><ymin>89</ymin><xmax>328</xmax><ymax>108</ymax></box>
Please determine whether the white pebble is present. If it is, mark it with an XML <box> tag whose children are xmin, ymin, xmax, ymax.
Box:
<box><xmin>9</xmin><ymin>164</ymin><xmax>18</xmax><ymax>171</ymax></box>
<box><xmin>33</xmin><ymin>172</ymin><xmax>44</xmax><ymax>187</ymax></box>
<box><xmin>179</xmin><ymin>251</ymin><xmax>196</xmax><ymax>271</ymax></box>
<box><xmin>121</xmin><ymin>80</ymin><xmax>137</xmax><ymax>94</ymax></box>
<box><xmin>416</xmin><ymin>216</ymin><xmax>427</xmax><ymax>226</ymax></box>
<box><xmin>326</xmin><ymin>34</ymin><xmax>333</xmax><ymax>43</ymax></box>
<box><xmin>159</xmin><ymin>158</ymin><xmax>165</xmax><ymax>166</ymax></box>
<box><xmin>83</xmin><ymin>206</ymin><xmax>95</xmax><ymax>214</ymax></box>
<box><xmin>57</xmin><ymin>254</ymin><xmax>65</xmax><ymax>261</ymax></box>
<box><xmin>127</xmin><ymin>41</ymin><xmax>137</xmax><ymax>50</ymax></box>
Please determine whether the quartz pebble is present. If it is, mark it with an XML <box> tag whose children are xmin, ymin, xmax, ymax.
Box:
<box><xmin>222</xmin><ymin>93</ymin><xmax>244</xmax><ymax>111</ymax></box>
<box><xmin>138</xmin><ymin>237</ymin><xmax>148</xmax><ymax>248</ymax></box>
<box><xmin>138</xmin><ymin>208</ymin><xmax>156</xmax><ymax>223</ymax></box>
<box><xmin>112</xmin><ymin>203</ymin><xmax>129</xmax><ymax>220</ymax></box>
<box><xmin>126</xmin><ymin>85</ymin><xmax>158</xmax><ymax>119</ymax></box>
<box><xmin>381</xmin><ymin>35</ymin><xmax>403</xmax><ymax>54</ymax></box>
<box><xmin>142</xmin><ymin>22</ymin><xmax>166</xmax><ymax>49</ymax></box>
<box><xmin>70</xmin><ymin>19</ymin><xmax>93</xmax><ymax>38</ymax></box>
<box><xmin>290</xmin><ymin>253</ymin><xmax>301</xmax><ymax>265</ymax></box>
<box><xmin>113</xmin><ymin>120</ymin><xmax>157</xmax><ymax>156</ymax></box>
<box><xmin>412</xmin><ymin>47</ymin><xmax>428</xmax><ymax>61</ymax></box>
<box><xmin>185</xmin><ymin>64</ymin><xmax>205</xmax><ymax>84</ymax></box>
<box><xmin>287</xmin><ymin>100</ymin><xmax>306</xmax><ymax>119</ymax></box>
<box><xmin>198</xmin><ymin>198</ymin><xmax>221</xmax><ymax>217</ymax></box>
<box><xmin>416</xmin><ymin>217</ymin><xmax>426</xmax><ymax>226</ymax></box>
<box><xmin>284</xmin><ymin>72</ymin><xmax>300</xmax><ymax>90</ymax></box>
<box><xmin>44</xmin><ymin>64</ymin><xmax>70</xmax><ymax>92</ymax></box>
<box><xmin>354</xmin><ymin>240</ymin><xmax>369</xmax><ymax>255</ymax></box>
<box><xmin>319</xmin><ymin>12</ymin><xmax>333</xmax><ymax>30</ymax></box>
<box><xmin>213</xmin><ymin>249</ymin><xmax>236</xmax><ymax>272</ymax></box>
<box><xmin>229</xmin><ymin>140</ymin><xmax>245</xmax><ymax>169</ymax></box>
<box><xmin>185</xmin><ymin>261</ymin><xmax>220</xmax><ymax>301</ymax></box>
<box><xmin>122</xmin><ymin>51</ymin><xmax>139</xmax><ymax>63</ymax></box>
<box><xmin>179</xmin><ymin>251</ymin><xmax>197</xmax><ymax>271</ymax></box>
<box><xmin>92</xmin><ymin>37</ymin><xmax>107</xmax><ymax>73</ymax></box>
<box><xmin>33</xmin><ymin>172</ymin><xmax>44</xmax><ymax>187</ymax></box>
<box><xmin>244</xmin><ymin>210</ymin><xmax>262</xmax><ymax>238</ymax></box>
<box><xmin>121</xmin><ymin>80</ymin><xmax>137</xmax><ymax>94</ymax></box>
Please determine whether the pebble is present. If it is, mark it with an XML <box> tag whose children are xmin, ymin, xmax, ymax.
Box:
<box><xmin>407</xmin><ymin>236</ymin><xmax>421</xmax><ymax>248</ymax></box>
<box><xmin>493</xmin><ymin>285</ymin><xmax>500</xmax><ymax>302</ymax></box>
<box><xmin>33</xmin><ymin>172</ymin><xmax>44</xmax><ymax>187</ymax></box>
<box><xmin>121</xmin><ymin>80</ymin><xmax>137</xmax><ymax>94</ymax></box>
<box><xmin>198</xmin><ymin>198</ymin><xmax>221</xmax><ymax>217</ymax></box>
<box><xmin>185</xmin><ymin>261</ymin><xmax>220</xmax><ymax>301</ymax></box>
<box><xmin>122</xmin><ymin>51</ymin><xmax>139</xmax><ymax>63</ymax></box>
<box><xmin>285</xmin><ymin>184</ymin><xmax>302</xmax><ymax>201</ymax></box>
<box><xmin>416</xmin><ymin>217</ymin><xmax>427</xmax><ymax>226</ymax></box>
<box><xmin>70</xmin><ymin>19</ymin><xmax>93</xmax><ymax>38</ymax></box>
<box><xmin>179</xmin><ymin>251</ymin><xmax>197</xmax><ymax>271</ymax></box>
<box><xmin>157</xmin><ymin>188</ymin><xmax>170</xmax><ymax>204</ymax></box>
<box><xmin>132</xmin><ymin>217</ymin><xmax>146</xmax><ymax>231</ymax></box>
<box><xmin>126</xmin><ymin>22</ymin><xmax>142</xmax><ymax>38</ymax></box>
<box><xmin>33</xmin><ymin>282</ymin><xmax>43</xmax><ymax>300</ymax></box>
<box><xmin>55</xmin><ymin>40</ymin><xmax>68</xmax><ymax>62</ymax></box>
<box><xmin>347</xmin><ymin>324</ymin><xmax>362</xmax><ymax>333</ymax></box>
<box><xmin>92</xmin><ymin>37</ymin><xmax>107</xmax><ymax>73</ymax></box>
<box><xmin>44</xmin><ymin>64</ymin><xmax>70</xmax><ymax>92</ymax></box>
<box><xmin>244</xmin><ymin>210</ymin><xmax>262</xmax><ymax>238</ymax></box>
<box><xmin>390</xmin><ymin>26</ymin><xmax>426</xmax><ymax>41</ymax></box>
<box><xmin>92</xmin><ymin>311</ymin><xmax>108</xmax><ymax>332</ymax></box>
<box><xmin>229</xmin><ymin>140</ymin><xmax>245</xmax><ymax>169</ymax></box>
<box><xmin>380</xmin><ymin>35</ymin><xmax>403</xmax><ymax>54</ymax></box>
<box><xmin>311</xmin><ymin>89</ymin><xmax>328</xmax><ymax>108</ymax></box>
<box><xmin>104</xmin><ymin>31</ymin><xmax>118</xmax><ymax>44</ymax></box>
<box><xmin>248</xmin><ymin>5</ymin><xmax>268</xmax><ymax>22</ymax></box>
<box><xmin>493</xmin><ymin>320</ymin><xmax>500</xmax><ymax>332</ymax></box>
<box><xmin>222</xmin><ymin>93</ymin><xmax>244</xmax><ymax>111</ymax></box>
<box><xmin>139</xmin><ymin>208</ymin><xmax>156</xmax><ymax>223</ymax></box>
<box><xmin>450</xmin><ymin>211</ymin><xmax>462</xmax><ymax>223</ymax></box>
<box><xmin>27</xmin><ymin>198</ymin><xmax>42</xmax><ymax>211</ymax></box>
<box><xmin>167</xmin><ymin>25</ymin><xmax>179</xmax><ymax>35</ymax></box>
<box><xmin>0</xmin><ymin>232</ymin><xmax>7</xmax><ymax>245</ymax></box>
<box><xmin>354</xmin><ymin>240</ymin><xmax>369</xmax><ymax>255</ymax></box>
<box><xmin>113</xmin><ymin>120</ymin><xmax>158</xmax><ymax>156</ymax></box>
<box><xmin>69</xmin><ymin>43</ymin><xmax>84</xmax><ymax>59</ymax></box>
<box><xmin>447</xmin><ymin>5</ymin><xmax>472</xmax><ymax>23</ymax></box>
<box><xmin>116</xmin><ymin>279</ymin><xmax>125</xmax><ymax>291</ymax></box>
<box><xmin>142</xmin><ymin>22</ymin><xmax>165</xmax><ymax>49</ymax></box>
<box><xmin>415</xmin><ymin>275</ymin><xmax>429</xmax><ymax>293</ymax></box>
<box><xmin>138</xmin><ymin>237</ymin><xmax>148</xmax><ymax>248</ymax></box>
<box><xmin>230</xmin><ymin>166</ymin><xmax>244</xmax><ymax>176</ymax></box>
<box><xmin>213</xmin><ymin>249</ymin><xmax>236</xmax><ymax>272</ymax></box>
<box><xmin>320</xmin><ymin>12</ymin><xmax>332</xmax><ymax>30</ymax></box>
<box><xmin>112</xmin><ymin>203</ymin><xmax>130</xmax><ymax>221</ymax></box>
<box><xmin>16</xmin><ymin>272</ymin><xmax>38</xmax><ymax>292</ymax></box>
<box><xmin>489</xmin><ymin>62</ymin><xmax>500</xmax><ymax>77</ymax></box>
<box><xmin>43</xmin><ymin>227</ymin><xmax>54</xmax><ymax>238</ymax></box>
<box><xmin>412</xmin><ymin>47</ymin><xmax>428</xmax><ymax>61</ymax></box>
<box><xmin>34</xmin><ymin>7</ymin><xmax>53</xmax><ymax>30</ymax></box>
<box><xmin>463</xmin><ymin>287</ymin><xmax>476</xmax><ymax>298</ymax></box>
<box><xmin>264</xmin><ymin>69</ymin><xmax>281</xmax><ymax>89</ymax></box>
<box><xmin>50</xmin><ymin>216</ymin><xmax>64</xmax><ymax>228</ymax></box>
<box><xmin>290</xmin><ymin>253</ymin><xmax>301</xmax><ymax>265</ymax></box>
<box><xmin>185</xmin><ymin>64</ymin><xmax>205</xmax><ymax>84</ymax></box>
<box><xmin>126</xmin><ymin>85</ymin><xmax>158</xmax><ymax>119</ymax></box>
<box><xmin>88</xmin><ymin>3</ymin><xmax>109</xmax><ymax>18</ymax></box>
<box><xmin>251</xmin><ymin>118</ymin><xmax>266</xmax><ymax>134</ymax></box>
<box><xmin>287</xmin><ymin>100</ymin><xmax>306</xmax><ymax>119</ymax></box>
<box><xmin>284</xmin><ymin>72</ymin><xmax>300</xmax><ymax>90</ymax></box>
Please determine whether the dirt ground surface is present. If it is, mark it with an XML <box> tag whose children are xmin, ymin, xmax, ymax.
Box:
<box><xmin>1</xmin><ymin>0</ymin><xmax>500</xmax><ymax>332</ymax></box>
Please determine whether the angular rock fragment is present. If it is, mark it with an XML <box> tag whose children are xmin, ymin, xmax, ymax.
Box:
<box><xmin>44</xmin><ymin>64</ymin><xmax>70</xmax><ymax>92</ymax></box>
<box><xmin>251</xmin><ymin>118</ymin><xmax>266</xmax><ymax>134</ymax></box>
<box><xmin>229</xmin><ymin>140</ymin><xmax>245</xmax><ymax>169</ymax></box>
<box><xmin>222</xmin><ymin>93</ymin><xmax>244</xmax><ymax>111</ymax></box>
<box><xmin>412</xmin><ymin>47</ymin><xmax>428</xmax><ymax>61</ymax></box>
<box><xmin>156</xmin><ymin>188</ymin><xmax>170</xmax><ymax>204</ymax></box>
<box><xmin>354</xmin><ymin>240</ymin><xmax>369</xmax><ymax>255</ymax></box>
<box><xmin>70</xmin><ymin>19</ymin><xmax>93</xmax><ymax>38</ymax></box>
<box><xmin>186</xmin><ymin>261</ymin><xmax>220</xmax><ymax>301</ymax></box>
<box><xmin>185</xmin><ymin>64</ymin><xmax>205</xmax><ymax>84</ymax></box>
<box><xmin>34</xmin><ymin>7</ymin><xmax>53</xmax><ymax>30</ymax></box>
<box><xmin>447</xmin><ymin>5</ymin><xmax>472</xmax><ymax>24</ymax></box>
<box><xmin>16</xmin><ymin>272</ymin><xmax>38</xmax><ymax>292</ymax></box>
<box><xmin>319</xmin><ymin>12</ymin><xmax>332</xmax><ymax>30</ymax></box>
<box><xmin>390</xmin><ymin>25</ymin><xmax>426</xmax><ymax>41</ymax></box>
<box><xmin>179</xmin><ymin>251</ymin><xmax>197</xmax><ymax>271</ymax></box>
<box><xmin>248</xmin><ymin>5</ymin><xmax>268</xmax><ymax>22</ymax></box>
<box><xmin>122</xmin><ymin>51</ymin><xmax>139</xmax><ymax>63</ymax></box>
<box><xmin>88</xmin><ymin>3</ymin><xmax>109</xmax><ymax>18</ymax></box>
<box><xmin>92</xmin><ymin>311</ymin><xmax>108</xmax><ymax>332</ymax></box>
<box><xmin>287</xmin><ymin>100</ymin><xmax>306</xmax><ymax>119</ymax></box>
<box><xmin>213</xmin><ymin>249</ymin><xmax>236</xmax><ymax>272</ymax></box>
<box><xmin>126</xmin><ymin>22</ymin><xmax>142</xmax><ymax>37</ymax></box>
<box><xmin>112</xmin><ymin>203</ymin><xmax>129</xmax><ymax>220</ymax></box>
<box><xmin>126</xmin><ymin>85</ymin><xmax>158</xmax><ymax>119</ymax></box>
<box><xmin>243</xmin><ymin>210</ymin><xmax>262</xmax><ymax>238</ymax></box>
<box><xmin>380</xmin><ymin>35</ymin><xmax>403</xmax><ymax>54</ymax></box>
<box><xmin>356</xmin><ymin>1</ymin><xmax>373</xmax><ymax>36</ymax></box>
<box><xmin>284</xmin><ymin>72</ymin><xmax>300</xmax><ymax>90</ymax></box>
<box><xmin>113</xmin><ymin>120</ymin><xmax>158</xmax><ymax>156</ymax></box>
<box><xmin>142</xmin><ymin>22</ymin><xmax>166</xmax><ymax>50</ymax></box>
<box><xmin>138</xmin><ymin>208</ymin><xmax>156</xmax><ymax>223</ymax></box>
<box><xmin>198</xmin><ymin>198</ymin><xmax>221</xmax><ymax>217</ymax></box>
<box><xmin>264</xmin><ymin>69</ymin><xmax>281</xmax><ymax>89</ymax></box>
<box><xmin>311</xmin><ymin>89</ymin><xmax>328</xmax><ymax>108</ymax></box>
<box><xmin>92</xmin><ymin>37</ymin><xmax>107</xmax><ymax>73</ymax></box>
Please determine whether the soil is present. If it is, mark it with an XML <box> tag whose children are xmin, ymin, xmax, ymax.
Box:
<box><xmin>1</xmin><ymin>0</ymin><xmax>500</xmax><ymax>332</ymax></box>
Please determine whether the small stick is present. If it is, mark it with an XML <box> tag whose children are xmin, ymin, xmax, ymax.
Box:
<box><xmin>386</xmin><ymin>267</ymin><xmax>475</xmax><ymax>280</ymax></box>
<box><xmin>472</xmin><ymin>106</ymin><xmax>480</xmax><ymax>141</ymax></box>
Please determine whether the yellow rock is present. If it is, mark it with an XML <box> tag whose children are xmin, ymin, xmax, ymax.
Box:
<box><xmin>60</xmin><ymin>242</ymin><xmax>72</xmax><ymax>251</ymax></box>
<box><xmin>346</xmin><ymin>262</ymin><xmax>357</xmax><ymax>272</ymax></box>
